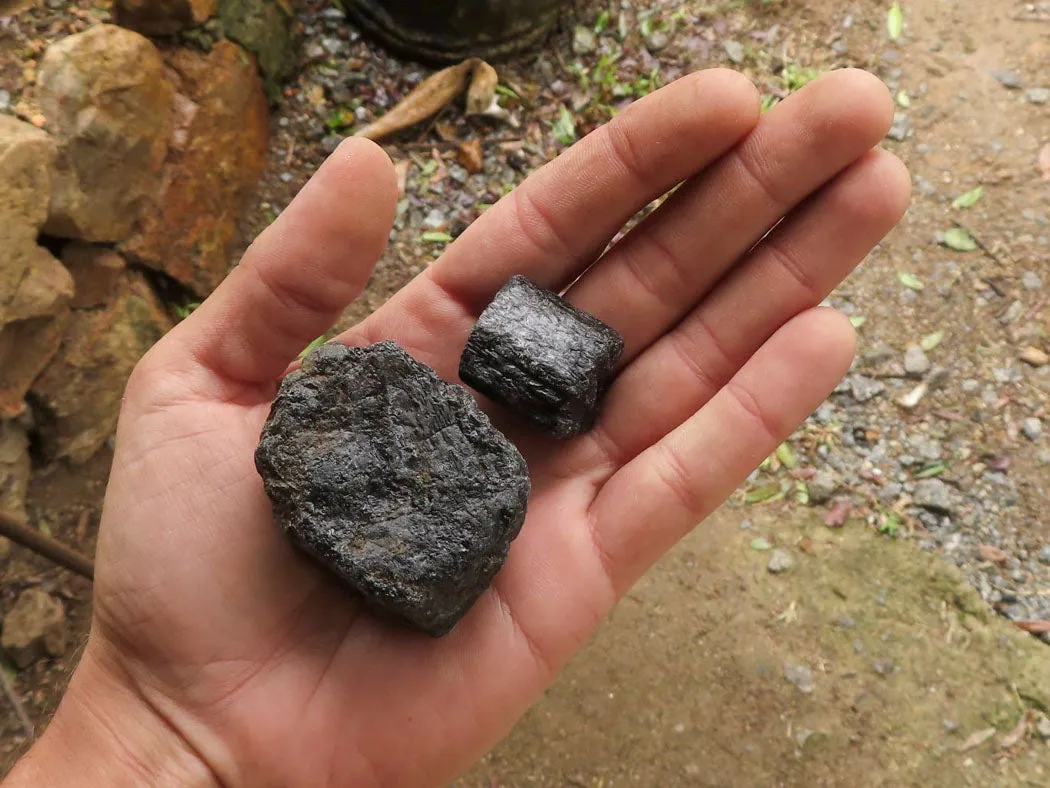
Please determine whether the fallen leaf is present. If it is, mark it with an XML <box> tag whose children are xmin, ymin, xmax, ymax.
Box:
<box><xmin>421</xmin><ymin>231</ymin><xmax>453</xmax><ymax>244</ymax></box>
<box><xmin>798</xmin><ymin>536</ymin><xmax>815</xmax><ymax>554</ymax></box>
<box><xmin>1013</xmin><ymin>620</ymin><xmax>1050</xmax><ymax>634</ymax></box>
<box><xmin>958</xmin><ymin>727</ymin><xmax>997</xmax><ymax>752</ymax></box>
<box><xmin>824</xmin><ymin>501</ymin><xmax>851</xmax><ymax>528</ymax></box>
<box><xmin>887</xmin><ymin>1</ymin><xmax>903</xmax><ymax>40</ymax></box>
<box><xmin>898</xmin><ymin>272</ymin><xmax>924</xmax><ymax>290</ymax></box>
<box><xmin>952</xmin><ymin>185</ymin><xmax>984</xmax><ymax>209</ymax></box>
<box><xmin>920</xmin><ymin>330</ymin><xmax>945</xmax><ymax>351</ymax></box>
<box><xmin>849</xmin><ymin>315</ymin><xmax>867</xmax><ymax>328</ymax></box>
<box><xmin>942</xmin><ymin>227</ymin><xmax>977</xmax><ymax>252</ymax></box>
<box><xmin>776</xmin><ymin>442</ymin><xmax>797</xmax><ymax>469</ymax></box>
<box><xmin>1020</xmin><ymin>346</ymin><xmax>1049</xmax><ymax>367</ymax></box>
<box><xmin>914</xmin><ymin>461</ymin><xmax>948</xmax><ymax>479</ymax></box>
<box><xmin>393</xmin><ymin>159</ymin><xmax>410</xmax><ymax>197</ymax></box>
<box><xmin>356</xmin><ymin>59</ymin><xmax>499</xmax><ymax>142</ymax></box>
<box><xmin>1040</xmin><ymin>143</ymin><xmax>1050</xmax><ymax>180</ymax></box>
<box><xmin>978</xmin><ymin>544</ymin><xmax>1008</xmax><ymax>563</ymax></box>
<box><xmin>456</xmin><ymin>139</ymin><xmax>484</xmax><ymax>174</ymax></box>
<box><xmin>750</xmin><ymin>537</ymin><xmax>774</xmax><ymax>551</ymax></box>
<box><xmin>746</xmin><ymin>483</ymin><xmax>783</xmax><ymax>504</ymax></box>
<box><xmin>552</xmin><ymin>105</ymin><xmax>577</xmax><ymax>146</ymax></box>
<box><xmin>999</xmin><ymin>715</ymin><xmax>1028</xmax><ymax>750</ymax></box>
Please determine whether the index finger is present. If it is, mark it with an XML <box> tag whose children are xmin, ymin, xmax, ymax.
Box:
<box><xmin>346</xmin><ymin>69</ymin><xmax>760</xmax><ymax>376</ymax></box>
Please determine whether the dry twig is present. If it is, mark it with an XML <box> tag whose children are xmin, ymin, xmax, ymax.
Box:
<box><xmin>0</xmin><ymin>510</ymin><xmax>94</xmax><ymax>580</ymax></box>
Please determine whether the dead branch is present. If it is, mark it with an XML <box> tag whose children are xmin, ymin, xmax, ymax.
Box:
<box><xmin>0</xmin><ymin>510</ymin><xmax>94</xmax><ymax>581</ymax></box>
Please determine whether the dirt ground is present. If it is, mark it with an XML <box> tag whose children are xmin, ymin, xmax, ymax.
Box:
<box><xmin>3</xmin><ymin>0</ymin><xmax>1050</xmax><ymax>783</ymax></box>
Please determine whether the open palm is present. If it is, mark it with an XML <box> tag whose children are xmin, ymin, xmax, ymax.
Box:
<box><xmin>36</xmin><ymin>69</ymin><xmax>908</xmax><ymax>786</ymax></box>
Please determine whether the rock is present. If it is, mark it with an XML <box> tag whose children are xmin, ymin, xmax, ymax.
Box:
<box><xmin>1</xmin><ymin>588</ymin><xmax>67</xmax><ymax>669</ymax></box>
<box><xmin>219</xmin><ymin>0</ymin><xmax>297</xmax><ymax>92</ymax></box>
<box><xmin>808</xmin><ymin>469</ymin><xmax>839</xmax><ymax>504</ymax></box>
<box><xmin>255</xmin><ymin>341</ymin><xmax>531</xmax><ymax>636</ymax></box>
<box><xmin>977</xmin><ymin>544</ymin><xmax>1008</xmax><ymax>563</ymax></box>
<box><xmin>0</xmin><ymin>116</ymin><xmax>57</xmax><ymax>315</ymax></box>
<box><xmin>0</xmin><ymin>420</ymin><xmax>31</xmax><ymax>520</ymax></box>
<box><xmin>1021</xmin><ymin>417</ymin><xmax>1043</xmax><ymax>442</ymax></box>
<box><xmin>572</xmin><ymin>25</ymin><xmax>596</xmax><ymax>54</ymax></box>
<box><xmin>3</xmin><ymin>246</ymin><xmax>74</xmax><ymax>324</ymax></box>
<box><xmin>0</xmin><ymin>89</ymin><xmax>9</xmax><ymax>112</ymax></box>
<box><xmin>872</xmin><ymin>658</ymin><xmax>896</xmax><ymax>676</ymax></box>
<box><xmin>37</xmin><ymin>25</ymin><xmax>173</xmax><ymax>242</ymax></box>
<box><xmin>115</xmin><ymin>0</ymin><xmax>218</xmax><ymax>34</ymax></box>
<box><xmin>903</xmin><ymin>344</ymin><xmax>931</xmax><ymax>377</ymax></box>
<box><xmin>896</xmin><ymin>382</ymin><xmax>928</xmax><ymax>410</ymax></box>
<box><xmin>0</xmin><ymin>309</ymin><xmax>70</xmax><ymax>419</ymax></box>
<box><xmin>460</xmin><ymin>276</ymin><xmax>624</xmax><ymax>439</ymax></box>
<box><xmin>1022</xmin><ymin>270</ymin><xmax>1043</xmax><ymax>291</ymax></box>
<box><xmin>120</xmin><ymin>41</ymin><xmax>269</xmax><ymax>297</ymax></box>
<box><xmin>1036</xmin><ymin>713</ymin><xmax>1050</xmax><ymax>740</ymax></box>
<box><xmin>1038</xmin><ymin>545</ymin><xmax>1050</xmax><ymax>565</ymax></box>
<box><xmin>722</xmin><ymin>39</ymin><xmax>745</xmax><ymax>64</ymax></box>
<box><xmin>61</xmin><ymin>243</ymin><xmax>126</xmax><ymax>309</ymax></box>
<box><xmin>1027</xmin><ymin>88</ymin><xmax>1050</xmax><ymax>105</ymax></box>
<box><xmin>645</xmin><ymin>30</ymin><xmax>669</xmax><ymax>53</ymax></box>
<box><xmin>783</xmin><ymin>662</ymin><xmax>815</xmax><ymax>694</ymax></box>
<box><xmin>914</xmin><ymin>479</ymin><xmax>955</xmax><ymax>514</ymax></box>
<box><xmin>1019</xmin><ymin>346</ymin><xmax>1049</xmax><ymax>368</ymax></box>
<box><xmin>31</xmin><ymin>272</ymin><xmax>172</xmax><ymax>463</ymax></box>
<box><xmin>990</xmin><ymin>69</ymin><xmax>1023</xmax><ymax>89</ymax></box>
<box><xmin>767</xmin><ymin>549</ymin><xmax>794</xmax><ymax>574</ymax></box>
<box><xmin>887</xmin><ymin>113</ymin><xmax>910</xmax><ymax>141</ymax></box>
<box><xmin>848</xmin><ymin>375</ymin><xmax>885</xmax><ymax>403</ymax></box>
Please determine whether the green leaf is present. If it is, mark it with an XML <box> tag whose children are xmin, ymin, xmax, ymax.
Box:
<box><xmin>887</xmin><ymin>1</ymin><xmax>903</xmax><ymax>40</ymax></box>
<box><xmin>898</xmin><ymin>272</ymin><xmax>924</xmax><ymax>291</ymax></box>
<box><xmin>920</xmin><ymin>330</ymin><xmax>945</xmax><ymax>351</ymax></box>
<box><xmin>895</xmin><ymin>90</ymin><xmax>911</xmax><ymax>108</ymax></box>
<box><xmin>952</xmin><ymin>186</ymin><xmax>984</xmax><ymax>209</ymax></box>
<box><xmin>914</xmin><ymin>461</ymin><xmax>948</xmax><ymax>479</ymax></box>
<box><xmin>942</xmin><ymin>227</ymin><xmax>978</xmax><ymax>252</ymax></box>
<box><xmin>776</xmin><ymin>442</ymin><xmax>797</xmax><ymax>469</ymax></box>
<box><xmin>594</xmin><ymin>9</ymin><xmax>610</xmax><ymax>33</ymax></box>
<box><xmin>421</xmin><ymin>159</ymin><xmax>439</xmax><ymax>176</ymax></box>
<box><xmin>878</xmin><ymin>512</ymin><xmax>902</xmax><ymax>537</ymax></box>
<box><xmin>421</xmin><ymin>231</ymin><xmax>453</xmax><ymax>244</ymax></box>
<box><xmin>750</xmin><ymin>537</ymin><xmax>774</xmax><ymax>551</ymax></box>
<box><xmin>746</xmin><ymin>483</ymin><xmax>782</xmax><ymax>504</ymax></box>
<box><xmin>173</xmin><ymin>301</ymin><xmax>201</xmax><ymax>320</ymax></box>
<box><xmin>298</xmin><ymin>335</ymin><xmax>328</xmax><ymax>359</ymax></box>
<box><xmin>849</xmin><ymin>315</ymin><xmax>867</xmax><ymax>329</ymax></box>
<box><xmin>794</xmin><ymin>480</ymin><xmax>810</xmax><ymax>505</ymax></box>
<box><xmin>552</xmin><ymin>105</ymin><xmax>577</xmax><ymax>146</ymax></box>
<box><xmin>38</xmin><ymin>519</ymin><xmax>52</xmax><ymax>538</ymax></box>
<box><xmin>494</xmin><ymin>84</ymin><xmax>519</xmax><ymax>99</ymax></box>
<box><xmin>760</xmin><ymin>94</ymin><xmax>780</xmax><ymax>113</ymax></box>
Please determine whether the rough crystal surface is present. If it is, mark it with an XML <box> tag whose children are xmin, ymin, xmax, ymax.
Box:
<box><xmin>255</xmin><ymin>341</ymin><xmax>530</xmax><ymax>636</ymax></box>
<box><xmin>459</xmin><ymin>275</ymin><xmax>624</xmax><ymax>438</ymax></box>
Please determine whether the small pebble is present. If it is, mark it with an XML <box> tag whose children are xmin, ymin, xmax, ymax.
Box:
<box><xmin>887</xmin><ymin>113</ymin><xmax>910</xmax><ymax>141</ymax></box>
<box><xmin>1027</xmin><ymin>88</ymin><xmax>1050</xmax><ymax>105</ymax></box>
<box><xmin>1022</xmin><ymin>270</ymin><xmax>1043</xmax><ymax>291</ymax></box>
<box><xmin>1021</xmin><ymin>417</ymin><xmax>1043</xmax><ymax>442</ymax></box>
<box><xmin>572</xmin><ymin>26</ymin><xmax>596</xmax><ymax>55</ymax></box>
<box><xmin>767</xmin><ymin>549</ymin><xmax>795</xmax><ymax>574</ymax></box>
<box><xmin>784</xmin><ymin>662</ymin><xmax>815</xmax><ymax>694</ymax></box>
<box><xmin>646</xmin><ymin>30</ymin><xmax>669</xmax><ymax>53</ymax></box>
<box><xmin>991</xmin><ymin>69</ymin><xmax>1023</xmax><ymax>89</ymax></box>
<box><xmin>904</xmin><ymin>344</ymin><xmax>931</xmax><ymax>377</ymax></box>
<box><xmin>0</xmin><ymin>89</ymin><xmax>10</xmax><ymax>112</ymax></box>
<box><xmin>722</xmin><ymin>39</ymin><xmax>745</xmax><ymax>64</ymax></box>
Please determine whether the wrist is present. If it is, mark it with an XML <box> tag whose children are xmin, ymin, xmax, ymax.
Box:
<box><xmin>5</xmin><ymin>640</ymin><xmax>221</xmax><ymax>788</ymax></box>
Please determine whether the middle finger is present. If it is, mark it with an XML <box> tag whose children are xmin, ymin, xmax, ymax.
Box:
<box><xmin>563</xmin><ymin>68</ymin><xmax>894</xmax><ymax>363</ymax></box>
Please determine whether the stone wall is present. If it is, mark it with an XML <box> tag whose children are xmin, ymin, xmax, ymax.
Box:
<box><xmin>0</xmin><ymin>3</ymin><xmax>283</xmax><ymax>537</ymax></box>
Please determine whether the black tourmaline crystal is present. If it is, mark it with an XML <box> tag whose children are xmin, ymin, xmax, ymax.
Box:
<box><xmin>459</xmin><ymin>275</ymin><xmax>625</xmax><ymax>439</ymax></box>
<box><xmin>255</xmin><ymin>341</ymin><xmax>530</xmax><ymax>636</ymax></box>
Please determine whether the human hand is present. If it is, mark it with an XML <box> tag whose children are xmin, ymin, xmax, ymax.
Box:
<box><xmin>7</xmin><ymin>68</ymin><xmax>908</xmax><ymax>787</ymax></box>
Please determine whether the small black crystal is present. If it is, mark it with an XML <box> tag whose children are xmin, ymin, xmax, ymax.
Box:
<box><xmin>459</xmin><ymin>275</ymin><xmax>625</xmax><ymax>439</ymax></box>
<box><xmin>255</xmin><ymin>341</ymin><xmax>530</xmax><ymax>636</ymax></box>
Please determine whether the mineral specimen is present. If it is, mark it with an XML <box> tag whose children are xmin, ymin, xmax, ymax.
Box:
<box><xmin>459</xmin><ymin>275</ymin><xmax>625</xmax><ymax>439</ymax></box>
<box><xmin>255</xmin><ymin>341</ymin><xmax>530</xmax><ymax>636</ymax></box>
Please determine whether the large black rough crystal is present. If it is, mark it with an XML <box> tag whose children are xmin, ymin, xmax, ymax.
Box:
<box><xmin>255</xmin><ymin>341</ymin><xmax>530</xmax><ymax>636</ymax></box>
<box><xmin>459</xmin><ymin>275</ymin><xmax>625</xmax><ymax>439</ymax></box>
